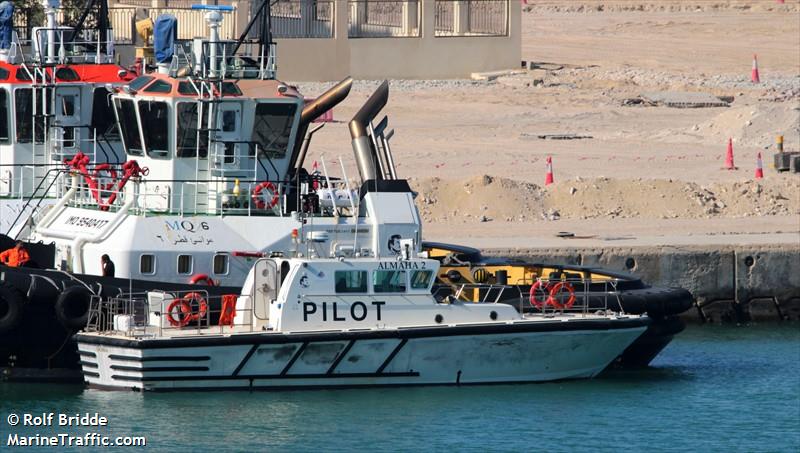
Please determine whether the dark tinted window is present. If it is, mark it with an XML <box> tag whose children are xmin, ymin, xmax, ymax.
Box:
<box><xmin>14</xmin><ymin>88</ymin><xmax>50</xmax><ymax>143</ymax></box>
<box><xmin>252</xmin><ymin>102</ymin><xmax>297</xmax><ymax>158</ymax></box>
<box><xmin>140</xmin><ymin>254</ymin><xmax>155</xmax><ymax>274</ymax></box>
<box><xmin>335</xmin><ymin>271</ymin><xmax>367</xmax><ymax>293</ymax></box>
<box><xmin>213</xmin><ymin>254</ymin><xmax>228</xmax><ymax>275</ymax></box>
<box><xmin>177</xmin><ymin>255</ymin><xmax>192</xmax><ymax>274</ymax></box>
<box><xmin>221</xmin><ymin>82</ymin><xmax>241</xmax><ymax>96</ymax></box>
<box><xmin>15</xmin><ymin>68</ymin><xmax>31</xmax><ymax>81</ymax></box>
<box><xmin>55</xmin><ymin>67</ymin><xmax>80</xmax><ymax>81</ymax></box>
<box><xmin>0</xmin><ymin>68</ymin><xmax>8</xmax><ymax>80</ymax></box>
<box><xmin>138</xmin><ymin>101</ymin><xmax>169</xmax><ymax>157</ymax></box>
<box><xmin>115</xmin><ymin>98</ymin><xmax>142</xmax><ymax>155</ymax></box>
<box><xmin>143</xmin><ymin>80</ymin><xmax>172</xmax><ymax>93</ymax></box>
<box><xmin>176</xmin><ymin>102</ymin><xmax>208</xmax><ymax>158</ymax></box>
<box><xmin>177</xmin><ymin>81</ymin><xmax>198</xmax><ymax>95</ymax></box>
<box><xmin>129</xmin><ymin>76</ymin><xmax>154</xmax><ymax>91</ymax></box>
<box><xmin>91</xmin><ymin>88</ymin><xmax>119</xmax><ymax>139</ymax></box>
<box><xmin>0</xmin><ymin>89</ymin><xmax>8</xmax><ymax>142</ymax></box>
<box><xmin>373</xmin><ymin>270</ymin><xmax>406</xmax><ymax>293</ymax></box>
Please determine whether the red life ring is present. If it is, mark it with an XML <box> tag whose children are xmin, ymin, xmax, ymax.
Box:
<box><xmin>182</xmin><ymin>292</ymin><xmax>208</xmax><ymax>324</ymax></box>
<box><xmin>251</xmin><ymin>181</ymin><xmax>279</xmax><ymax>210</ymax></box>
<box><xmin>189</xmin><ymin>274</ymin><xmax>216</xmax><ymax>286</ymax></box>
<box><xmin>91</xmin><ymin>163</ymin><xmax>118</xmax><ymax>191</ymax></box>
<box><xmin>166</xmin><ymin>299</ymin><xmax>192</xmax><ymax>327</ymax></box>
<box><xmin>529</xmin><ymin>280</ymin><xmax>552</xmax><ymax>309</ymax></box>
<box><xmin>548</xmin><ymin>282</ymin><xmax>577</xmax><ymax>310</ymax></box>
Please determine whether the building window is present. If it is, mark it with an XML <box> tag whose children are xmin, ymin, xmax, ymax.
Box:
<box><xmin>335</xmin><ymin>270</ymin><xmax>367</xmax><ymax>293</ymax></box>
<box><xmin>434</xmin><ymin>0</ymin><xmax>509</xmax><ymax>37</ymax></box>
<box><xmin>140</xmin><ymin>254</ymin><xmax>156</xmax><ymax>274</ymax></box>
<box><xmin>213</xmin><ymin>254</ymin><xmax>228</xmax><ymax>275</ymax></box>
<box><xmin>347</xmin><ymin>0</ymin><xmax>420</xmax><ymax>38</ymax></box>
<box><xmin>177</xmin><ymin>255</ymin><xmax>192</xmax><ymax>275</ymax></box>
<box><xmin>410</xmin><ymin>270</ymin><xmax>433</xmax><ymax>289</ymax></box>
<box><xmin>373</xmin><ymin>270</ymin><xmax>406</xmax><ymax>293</ymax></box>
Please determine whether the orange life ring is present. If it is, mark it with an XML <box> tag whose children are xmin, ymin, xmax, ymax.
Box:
<box><xmin>182</xmin><ymin>292</ymin><xmax>208</xmax><ymax>324</ymax></box>
<box><xmin>91</xmin><ymin>163</ymin><xmax>118</xmax><ymax>191</ymax></box>
<box><xmin>166</xmin><ymin>299</ymin><xmax>192</xmax><ymax>327</ymax></box>
<box><xmin>189</xmin><ymin>274</ymin><xmax>216</xmax><ymax>286</ymax></box>
<box><xmin>251</xmin><ymin>181</ymin><xmax>279</xmax><ymax>210</ymax></box>
<box><xmin>548</xmin><ymin>282</ymin><xmax>577</xmax><ymax>310</ymax></box>
<box><xmin>529</xmin><ymin>280</ymin><xmax>552</xmax><ymax>309</ymax></box>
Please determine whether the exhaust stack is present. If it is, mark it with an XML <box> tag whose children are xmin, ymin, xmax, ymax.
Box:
<box><xmin>349</xmin><ymin>80</ymin><xmax>389</xmax><ymax>183</ymax></box>
<box><xmin>292</xmin><ymin>77</ymin><xmax>353</xmax><ymax>173</ymax></box>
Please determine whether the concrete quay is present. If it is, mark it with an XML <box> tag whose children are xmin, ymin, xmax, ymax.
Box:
<box><xmin>483</xmin><ymin>242</ymin><xmax>800</xmax><ymax>324</ymax></box>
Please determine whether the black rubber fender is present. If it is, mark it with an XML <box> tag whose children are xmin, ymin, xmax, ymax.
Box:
<box><xmin>0</xmin><ymin>281</ymin><xmax>26</xmax><ymax>334</ymax></box>
<box><xmin>54</xmin><ymin>285</ymin><xmax>93</xmax><ymax>331</ymax></box>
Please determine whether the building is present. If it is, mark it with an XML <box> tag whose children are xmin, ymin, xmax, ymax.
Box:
<box><xmin>105</xmin><ymin>0</ymin><xmax>520</xmax><ymax>80</ymax></box>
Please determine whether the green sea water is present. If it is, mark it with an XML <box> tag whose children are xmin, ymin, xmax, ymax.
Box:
<box><xmin>1</xmin><ymin>325</ymin><xmax>799</xmax><ymax>452</ymax></box>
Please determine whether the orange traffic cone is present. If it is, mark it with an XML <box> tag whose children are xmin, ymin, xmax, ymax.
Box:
<box><xmin>751</xmin><ymin>54</ymin><xmax>760</xmax><ymax>83</ymax></box>
<box><xmin>755</xmin><ymin>152</ymin><xmax>764</xmax><ymax>179</ymax></box>
<box><xmin>545</xmin><ymin>156</ymin><xmax>554</xmax><ymax>185</ymax></box>
<box><xmin>724</xmin><ymin>138</ymin><xmax>738</xmax><ymax>170</ymax></box>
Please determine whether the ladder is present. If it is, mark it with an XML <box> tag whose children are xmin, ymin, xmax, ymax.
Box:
<box><xmin>28</xmin><ymin>64</ymin><xmax>52</xmax><ymax>199</ymax></box>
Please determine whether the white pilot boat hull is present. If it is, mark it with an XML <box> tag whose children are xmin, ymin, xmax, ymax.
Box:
<box><xmin>77</xmin><ymin>318</ymin><xmax>648</xmax><ymax>391</ymax></box>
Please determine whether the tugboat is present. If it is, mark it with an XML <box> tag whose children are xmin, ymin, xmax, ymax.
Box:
<box><xmin>0</xmin><ymin>0</ymin><xmax>134</xmax><ymax>236</ymax></box>
<box><xmin>1</xmin><ymin>2</ymin><xmax>690</xmax><ymax>382</ymax></box>
<box><xmin>75</xmin><ymin>226</ymin><xmax>650</xmax><ymax>391</ymax></box>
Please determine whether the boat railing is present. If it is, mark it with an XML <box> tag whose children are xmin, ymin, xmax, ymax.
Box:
<box><xmin>434</xmin><ymin>276</ymin><xmax>627</xmax><ymax>316</ymax></box>
<box><xmin>31</xmin><ymin>27</ymin><xmax>117</xmax><ymax>65</ymax></box>
<box><xmin>86</xmin><ymin>290</ymin><xmax>258</xmax><ymax>338</ymax></box>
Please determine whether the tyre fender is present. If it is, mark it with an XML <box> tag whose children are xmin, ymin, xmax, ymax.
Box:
<box><xmin>0</xmin><ymin>282</ymin><xmax>26</xmax><ymax>334</ymax></box>
<box><xmin>55</xmin><ymin>285</ymin><xmax>93</xmax><ymax>330</ymax></box>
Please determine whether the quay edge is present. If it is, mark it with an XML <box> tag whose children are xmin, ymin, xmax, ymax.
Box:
<box><xmin>483</xmin><ymin>243</ymin><xmax>800</xmax><ymax>324</ymax></box>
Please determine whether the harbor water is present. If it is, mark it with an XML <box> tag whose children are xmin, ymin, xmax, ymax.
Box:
<box><xmin>1</xmin><ymin>325</ymin><xmax>798</xmax><ymax>452</ymax></box>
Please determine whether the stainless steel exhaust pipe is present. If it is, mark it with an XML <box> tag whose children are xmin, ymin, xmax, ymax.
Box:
<box><xmin>291</xmin><ymin>77</ymin><xmax>353</xmax><ymax>172</ymax></box>
<box><xmin>349</xmin><ymin>80</ymin><xmax>389</xmax><ymax>182</ymax></box>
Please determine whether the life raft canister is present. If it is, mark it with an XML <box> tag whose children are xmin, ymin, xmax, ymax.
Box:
<box><xmin>251</xmin><ymin>181</ymin><xmax>279</xmax><ymax>210</ymax></box>
<box><xmin>0</xmin><ymin>282</ymin><xmax>26</xmax><ymax>334</ymax></box>
<box><xmin>547</xmin><ymin>281</ymin><xmax>577</xmax><ymax>310</ymax></box>
<box><xmin>54</xmin><ymin>285</ymin><xmax>93</xmax><ymax>330</ymax></box>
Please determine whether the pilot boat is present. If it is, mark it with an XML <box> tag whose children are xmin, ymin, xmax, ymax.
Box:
<box><xmin>0</xmin><ymin>0</ymin><xmax>133</xmax><ymax>236</ymax></box>
<box><xmin>75</xmin><ymin>237</ymin><xmax>650</xmax><ymax>391</ymax></box>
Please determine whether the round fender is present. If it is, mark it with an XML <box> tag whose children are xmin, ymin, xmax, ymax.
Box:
<box><xmin>0</xmin><ymin>282</ymin><xmax>26</xmax><ymax>334</ymax></box>
<box><xmin>55</xmin><ymin>286</ymin><xmax>93</xmax><ymax>330</ymax></box>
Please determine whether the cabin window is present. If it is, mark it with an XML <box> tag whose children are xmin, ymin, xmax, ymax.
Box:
<box><xmin>177</xmin><ymin>255</ymin><xmax>192</xmax><ymax>275</ymax></box>
<box><xmin>138</xmin><ymin>101</ymin><xmax>169</xmax><ymax>157</ymax></box>
<box><xmin>15</xmin><ymin>68</ymin><xmax>31</xmax><ymax>81</ymax></box>
<box><xmin>115</xmin><ymin>98</ymin><xmax>142</xmax><ymax>155</ymax></box>
<box><xmin>335</xmin><ymin>270</ymin><xmax>367</xmax><ymax>293</ymax></box>
<box><xmin>221</xmin><ymin>110</ymin><xmax>236</xmax><ymax>132</ymax></box>
<box><xmin>55</xmin><ymin>67</ymin><xmax>80</xmax><ymax>81</ymax></box>
<box><xmin>0</xmin><ymin>89</ymin><xmax>8</xmax><ymax>142</ymax></box>
<box><xmin>140</xmin><ymin>254</ymin><xmax>155</xmax><ymax>274</ymax></box>
<box><xmin>91</xmin><ymin>88</ymin><xmax>119</xmax><ymax>139</ymax></box>
<box><xmin>213</xmin><ymin>254</ymin><xmax>228</xmax><ymax>275</ymax></box>
<box><xmin>14</xmin><ymin>88</ymin><xmax>50</xmax><ymax>144</ymax></box>
<box><xmin>373</xmin><ymin>270</ymin><xmax>407</xmax><ymax>293</ymax></box>
<box><xmin>177</xmin><ymin>81</ymin><xmax>198</xmax><ymax>95</ymax></box>
<box><xmin>143</xmin><ymin>80</ymin><xmax>172</xmax><ymax>93</ymax></box>
<box><xmin>410</xmin><ymin>270</ymin><xmax>433</xmax><ymax>290</ymax></box>
<box><xmin>251</xmin><ymin>102</ymin><xmax>296</xmax><ymax>158</ymax></box>
<box><xmin>221</xmin><ymin>82</ymin><xmax>241</xmax><ymax>96</ymax></box>
<box><xmin>0</xmin><ymin>67</ymin><xmax>9</xmax><ymax>80</ymax></box>
<box><xmin>128</xmin><ymin>76</ymin><xmax>154</xmax><ymax>91</ymax></box>
<box><xmin>176</xmin><ymin>102</ymin><xmax>209</xmax><ymax>158</ymax></box>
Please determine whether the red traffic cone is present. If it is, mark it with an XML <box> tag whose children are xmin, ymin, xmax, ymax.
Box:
<box><xmin>545</xmin><ymin>156</ymin><xmax>554</xmax><ymax>185</ymax></box>
<box><xmin>755</xmin><ymin>152</ymin><xmax>764</xmax><ymax>179</ymax></box>
<box><xmin>724</xmin><ymin>138</ymin><xmax>738</xmax><ymax>170</ymax></box>
<box><xmin>751</xmin><ymin>54</ymin><xmax>760</xmax><ymax>83</ymax></box>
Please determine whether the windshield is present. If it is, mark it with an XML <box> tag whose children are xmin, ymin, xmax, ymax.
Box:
<box><xmin>115</xmin><ymin>98</ymin><xmax>142</xmax><ymax>155</ymax></box>
<box><xmin>251</xmin><ymin>102</ymin><xmax>297</xmax><ymax>159</ymax></box>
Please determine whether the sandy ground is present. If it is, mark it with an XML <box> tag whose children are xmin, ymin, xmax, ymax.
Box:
<box><xmin>293</xmin><ymin>1</ymin><xmax>800</xmax><ymax>249</ymax></box>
